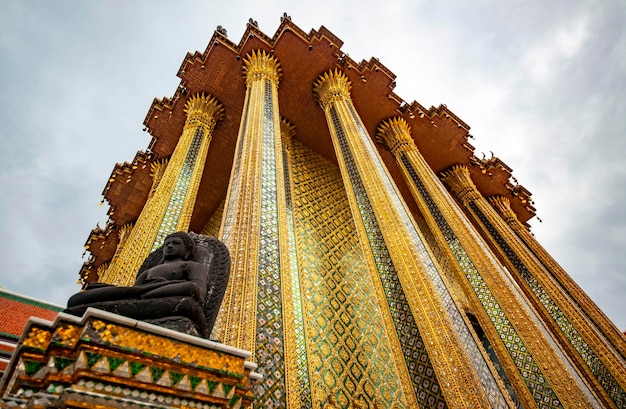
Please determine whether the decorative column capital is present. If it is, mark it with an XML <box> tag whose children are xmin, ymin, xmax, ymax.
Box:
<box><xmin>150</xmin><ymin>158</ymin><xmax>169</xmax><ymax>177</ymax></box>
<box><xmin>488</xmin><ymin>195</ymin><xmax>520</xmax><ymax>226</ymax></box>
<box><xmin>440</xmin><ymin>165</ymin><xmax>482</xmax><ymax>205</ymax></box>
<box><xmin>280</xmin><ymin>118</ymin><xmax>296</xmax><ymax>143</ymax></box>
<box><xmin>376</xmin><ymin>117</ymin><xmax>415</xmax><ymax>156</ymax></box>
<box><xmin>184</xmin><ymin>93</ymin><xmax>225</xmax><ymax>129</ymax></box>
<box><xmin>243</xmin><ymin>49</ymin><xmax>282</xmax><ymax>87</ymax></box>
<box><xmin>313</xmin><ymin>69</ymin><xmax>352</xmax><ymax>110</ymax></box>
<box><xmin>148</xmin><ymin>158</ymin><xmax>168</xmax><ymax>198</ymax></box>
<box><xmin>117</xmin><ymin>222</ymin><xmax>134</xmax><ymax>241</ymax></box>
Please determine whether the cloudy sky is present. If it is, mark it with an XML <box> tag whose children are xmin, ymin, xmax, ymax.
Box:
<box><xmin>1</xmin><ymin>1</ymin><xmax>624</xmax><ymax>330</ymax></box>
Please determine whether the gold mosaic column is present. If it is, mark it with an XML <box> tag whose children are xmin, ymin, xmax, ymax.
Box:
<box><xmin>442</xmin><ymin>165</ymin><xmax>625</xmax><ymax>408</ymax></box>
<box><xmin>378</xmin><ymin>118</ymin><xmax>605</xmax><ymax>408</ymax></box>
<box><xmin>214</xmin><ymin>50</ymin><xmax>291</xmax><ymax>408</ymax></box>
<box><xmin>101</xmin><ymin>94</ymin><xmax>224</xmax><ymax>286</ymax></box>
<box><xmin>484</xmin><ymin>195</ymin><xmax>626</xmax><ymax>406</ymax></box>
<box><xmin>313</xmin><ymin>70</ymin><xmax>493</xmax><ymax>408</ymax></box>
<box><xmin>490</xmin><ymin>195</ymin><xmax>626</xmax><ymax>360</ymax></box>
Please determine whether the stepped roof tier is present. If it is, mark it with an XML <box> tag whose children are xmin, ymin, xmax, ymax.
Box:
<box><xmin>80</xmin><ymin>17</ymin><xmax>535</xmax><ymax>285</ymax></box>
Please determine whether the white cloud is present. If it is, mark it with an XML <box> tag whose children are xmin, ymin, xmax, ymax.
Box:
<box><xmin>524</xmin><ymin>15</ymin><xmax>591</xmax><ymax>83</ymax></box>
<box><xmin>1</xmin><ymin>0</ymin><xmax>625</xmax><ymax>332</ymax></box>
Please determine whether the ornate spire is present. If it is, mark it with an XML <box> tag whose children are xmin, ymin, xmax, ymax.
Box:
<box><xmin>313</xmin><ymin>69</ymin><xmax>352</xmax><ymax>110</ymax></box>
<box><xmin>440</xmin><ymin>165</ymin><xmax>482</xmax><ymax>204</ymax></box>
<box><xmin>184</xmin><ymin>93</ymin><xmax>225</xmax><ymax>129</ymax></box>
<box><xmin>243</xmin><ymin>49</ymin><xmax>282</xmax><ymax>87</ymax></box>
<box><xmin>376</xmin><ymin>116</ymin><xmax>413</xmax><ymax>155</ymax></box>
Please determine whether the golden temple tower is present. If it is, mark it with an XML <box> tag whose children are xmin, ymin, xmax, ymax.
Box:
<box><xmin>78</xmin><ymin>16</ymin><xmax>626</xmax><ymax>409</ymax></box>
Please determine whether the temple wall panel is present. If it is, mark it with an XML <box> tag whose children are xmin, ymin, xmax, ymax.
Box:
<box><xmin>289</xmin><ymin>140</ymin><xmax>409</xmax><ymax>408</ymax></box>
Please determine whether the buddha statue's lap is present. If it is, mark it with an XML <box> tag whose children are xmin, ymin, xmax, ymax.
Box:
<box><xmin>135</xmin><ymin>259</ymin><xmax>206</xmax><ymax>302</ymax></box>
<box><xmin>68</xmin><ymin>259</ymin><xmax>206</xmax><ymax>307</ymax></box>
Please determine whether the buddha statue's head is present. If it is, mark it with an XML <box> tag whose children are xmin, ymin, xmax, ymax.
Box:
<box><xmin>162</xmin><ymin>231</ymin><xmax>195</xmax><ymax>261</ymax></box>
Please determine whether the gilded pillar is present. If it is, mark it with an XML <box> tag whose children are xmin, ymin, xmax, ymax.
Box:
<box><xmin>379</xmin><ymin>118</ymin><xmax>608</xmax><ymax>408</ymax></box>
<box><xmin>313</xmin><ymin>70</ymin><xmax>491</xmax><ymax>408</ymax></box>
<box><xmin>490</xmin><ymin>195</ymin><xmax>626</xmax><ymax>361</ymax></box>
<box><xmin>214</xmin><ymin>50</ymin><xmax>291</xmax><ymax>408</ymax></box>
<box><xmin>102</xmin><ymin>94</ymin><xmax>224</xmax><ymax>286</ymax></box>
<box><xmin>442</xmin><ymin>165</ymin><xmax>626</xmax><ymax>407</ymax></box>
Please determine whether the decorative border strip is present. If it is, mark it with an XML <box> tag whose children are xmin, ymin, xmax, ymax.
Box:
<box><xmin>281</xmin><ymin>137</ymin><xmax>313</xmax><ymax>408</ymax></box>
<box><xmin>254</xmin><ymin>80</ymin><xmax>287</xmax><ymax>408</ymax></box>
<box><xmin>0</xmin><ymin>290</ymin><xmax>63</xmax><ymax>311</ymax></box>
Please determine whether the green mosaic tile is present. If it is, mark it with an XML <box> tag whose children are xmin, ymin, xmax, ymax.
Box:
<box><xmin>223</xmin><ymin>383</ymin><xmax>233</xmax><ymax>396</ymax></box>
<box><xmin>53</xmin><ymin>356</ymin><xmax>74</xmax><ymax>372</ymax></box>
<box><xmin>85</xmin><ymin>352</ymin><xmax>102</xmax><ymax>368</ymax></box>
<box><xmin>129</xmin><ymin>361</ymin><xmax>145</xmax><ymax>377</ymax></box>
<box><xmin>206</xmin><ymin>379</ymin><xmax>218</xmax><ymax>394</ymax></box>
<box><xmin>170</xmin><ymin>371</ymin><xmax>184</xmax><ymax>386</ymax></box>
<box><xmin>107</xmin><ymin>356</ymin><xmax>125</xmax><ymax>372</ymax></box>
<box><xmin>189</xmin><ymin>375</ymin><xmax>203</xmax><ymax>390</ymax></box>
<box><xmin>150</xmin><ymin>366</ymin><xmax>165</xmax><ymax>382</ymax></box>
<box><xmin>24</xmin><ymin>360</ymin><xmax>43</xmax><ymax>376</ymax></box>
<box><xmin>229</xmin><ymin>395</ymin><xmax>241</xmax><ymax>407</ymax></box>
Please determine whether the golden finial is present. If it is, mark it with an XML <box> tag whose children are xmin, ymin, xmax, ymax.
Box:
<box><xmin>242</xmin><ymin>49</ymin><xmax>282</xmax><ymax>87</ymax></box>
<box><xmin>376</xmin><ymin>116</ymin><xmax>413</xmax><ymax>154</ymax></box>
<box><xmin>313</xmin><ymin>69</ymin><xmax>352</xmax><ymax>110</ymax></box>
<box><xmin>183</xmin><ymin>93</ymin><xmax>225</xmax><ymax>125</ymax></box>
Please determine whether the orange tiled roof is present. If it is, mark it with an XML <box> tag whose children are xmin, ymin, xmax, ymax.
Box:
<box><xmin>0</xmin><ymin>290</ymin><xmax>62</xmax><ymax>340</ymax></box>
<box><xmin>0</xmin><ymin>343</ymin><xmax>13</xmax><ymax>353</ymax></box>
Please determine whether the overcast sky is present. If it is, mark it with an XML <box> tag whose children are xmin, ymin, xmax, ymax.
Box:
<box><xmin>1</xmin><ymin>1</ymin><xmax>624</xmax><ymax>330</ymax></box>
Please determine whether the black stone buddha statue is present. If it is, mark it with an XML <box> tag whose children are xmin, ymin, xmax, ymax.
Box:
<box><xmin>65</xmin><ymin>232</ymin><xmax>230</xmax><ymax>338</ymax></box>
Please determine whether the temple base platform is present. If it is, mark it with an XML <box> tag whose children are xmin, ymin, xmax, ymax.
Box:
<box><xmin>0</xmin><ymin>308</ymin><xmax>261</xmax><ymax>409</ymax></box>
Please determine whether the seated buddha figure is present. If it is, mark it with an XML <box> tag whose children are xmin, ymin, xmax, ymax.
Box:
<box><xmin>64</xmin><ymin>231</ymin><xmax>229</xmax><ymax>338</ymax></box>
<box><xmin>67</xmin><ymin>232</ymin><xmax>208</xmax><ymax>307</ymax></box>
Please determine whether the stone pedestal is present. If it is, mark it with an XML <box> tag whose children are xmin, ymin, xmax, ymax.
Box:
<box><xmin>0</xmin><ymin>309</ymin><xmax>261</xmax><ymax>409</ymax></box>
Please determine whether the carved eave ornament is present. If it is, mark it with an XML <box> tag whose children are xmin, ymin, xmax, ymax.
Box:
<box><xmin>466</xmin><ymin>153</ymin><xmax>536</xmax><ymax>223</ymax></box>
<box><xmin>101</xmin><ymin>151</ymin><xmax>154</xmax><ymax>228</ymax></box>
